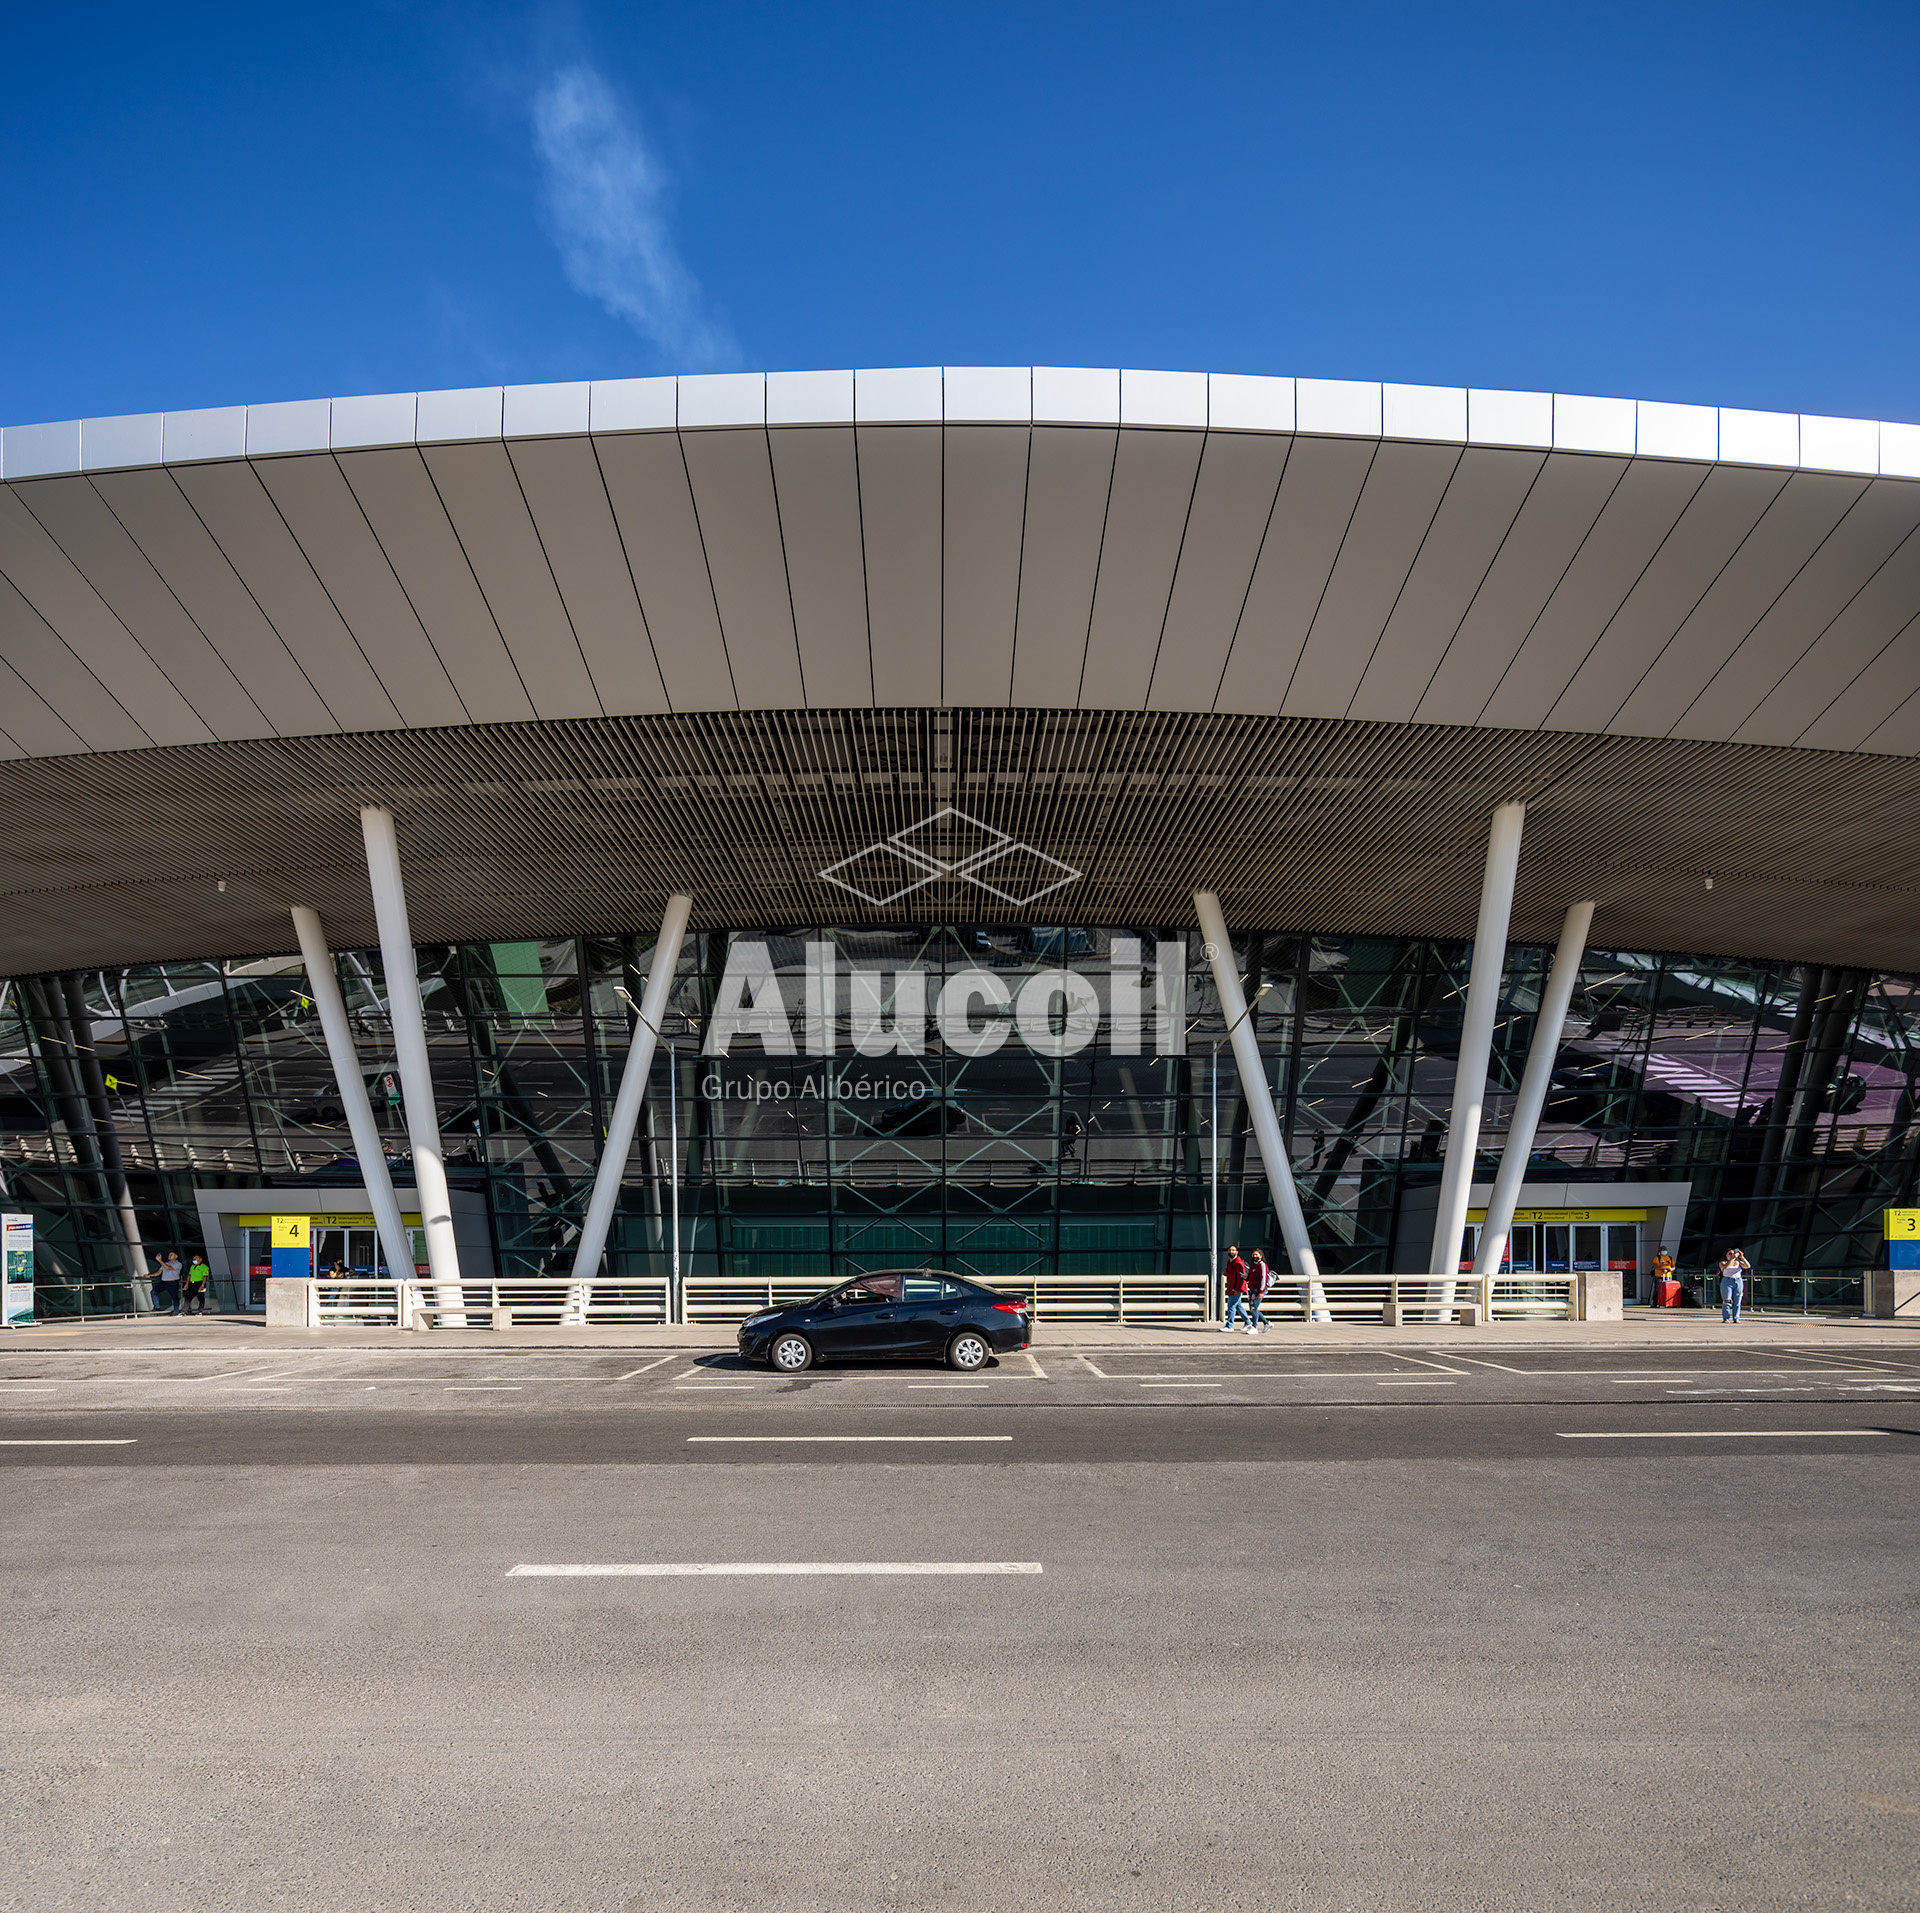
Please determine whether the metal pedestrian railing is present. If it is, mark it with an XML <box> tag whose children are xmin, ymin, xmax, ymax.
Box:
<box><xmin>300</xmin><ymin>1277</ymin><xmax>672</xmax><ymax>1329</ymax></box>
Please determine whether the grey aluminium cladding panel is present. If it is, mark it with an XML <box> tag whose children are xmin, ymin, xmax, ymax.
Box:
<box><xmin>419</xmin><ymin>440</ymin><xmax>604</xmax><ymax>720</ymax></box>
<box><xmin>1010</xmin><ymin>425</ymin><xmax>1119</xmax><ymax>707</ymax></box>
<box><xmin>85</xmin><ymin>466</ymin><xmax>338</xmax><ymax>736</ymax></box>
<box><xmin>676</xmin><ymin>425</ymin><xmax>805</xmax><ymax>708</ymax></box>
<box><xmin>766</xmin><ymin>423</ymin><xmax>871</xmax><ymax>707</ymax></box>
<box><xmin>1079</xmin><ymin>426</ymin><xmax>1205</xmax><ymax>708</ymax></box>
<box><xmin>857</xmin><ymin>424</ymin><xmax>941</xmax><ymax>707</ymax></box>
<box><xmin>165</xmin><ymin>459</ymin><xmax>403</xmax><ymax>733</ymax></box>
<box><xmin>0</xmin><ymin>567</ymin><xmax>144</xmax><ymax>751</ymax></box>
<box><xmin>334</xmin><ymin>447</ymin><xmax>534</xmax><ymax>725</ymax></box>
<box><xmin>1283</xmin><ymin>438</ymin><xmax>1462</xmax><ymax>719</ymax></box>
<box><xmin>1346</xmin><ymin>446</ymin><xmax>1543</xmax><ymax>725</ymax></box>
<box><xmin>1413</xmin><ymin>453</ymin><xmax>1626</xmax><ymax>727</ymax></box>
<box><xmin>1678</xmin><ymin>481</ymin><xmax>1920</xmax><ymax>742</ymax></box>
<box><xmin>1605</xmin><ymin>470</ymin><xmax>1869</xmax><ymax>738</ymax></box>
<box><xmin>1215</xmin><ymin>435</ymin><xmax>1377</xmax><ymax>712</ymax></box>
<box><xmin>591</xmin><ymin>429</ymin><xmax>736</xmax><ymax>710</ymax></box>
<box><xmin>1542</xmin><ymin>462</ymin><xmax>1791</xmax><ymax>735</ymax></box>
<box><xmin>11</xmin><ymin>473</ymin><xmax>273</xmax><ymax>740</ymax></box>
<box><xmin>942</xmin><ymin>425</ymin><xmax>1029</xmax><ymax>706</ymax></box>
<box><xmin>1735</xmin><ymin>523</ymin><xmax>1920</xmax><ymax>745</ymax></box>
<box><xmin>1478</xmin><ymin>459</ymin><xmax>1711</xmax><ymax>731</ymax></box>
<box><xmin>506</xmin><ymin>436</ymin><xmax>668</xmax><ymax>716</ymax></box>
<box><xmin>0</xmin><ymin>483</ymin><xmax>209</xmax><ymax>746</ymax></box>
<box><xmin>3</xmin><ymin>367</ymin><xmax>1920</xmax><ymax>768</ymax></box>
<box><xmin>1148</xmin><ymin>429</ymin><xmax>1291</xmax><ymax>713</ymax></box>
<box><xmin>249</xmin><ymin>453</ymin><xmax>468</xmax><ymax>728</ymax></box>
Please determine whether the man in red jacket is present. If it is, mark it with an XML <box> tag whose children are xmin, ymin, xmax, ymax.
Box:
<box><xmin>1222</xmin><ymin>1245</ymin><xmax>1253</xmax><ymax>1332</ymax></box>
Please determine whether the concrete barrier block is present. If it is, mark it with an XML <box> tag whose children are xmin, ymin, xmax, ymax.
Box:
<box><xmin>491</xmin><ymin>1307</ymin><xmax>513</xmax><ymax>1332</ymax></box>
<box><xmin>265</xmin><ymin>1278</ymin><xmax>311</xmax><ymax>1328</ymax></box>
<box><xmin>1580</xmin><ymin>1272</ymin><xmax>1623</xmax><ymax>1322</ymax></box>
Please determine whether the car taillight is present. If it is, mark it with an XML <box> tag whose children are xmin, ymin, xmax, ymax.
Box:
<box><xmin>993</xmin><ymin>1300</ymin><xmax>1028</xmax><ymax>1314</ymax></box>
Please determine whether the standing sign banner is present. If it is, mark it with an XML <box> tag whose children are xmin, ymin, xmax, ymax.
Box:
<box><xmin>3</xmin><ymin>1214</ymin><xmax>32</xmax><ymax>1326</ymax></box>
<box><xmin>1885</xmin><ymin>1208</ymin><xmax>1920</xmax><ymax>1270</ymax></box>
<box><xmin>270</xmin><ymin>1215</ymin><xmax>312</xmax><ymax>1282</ymax></box>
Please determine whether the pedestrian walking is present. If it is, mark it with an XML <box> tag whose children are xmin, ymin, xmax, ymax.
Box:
<box><xmin>1717</xmin><ymin>1247</ymin><xmax>1750</xmax><ymax>1323</ymax></box>
<box><xmin>1221</xmin><ymin>1245</ymin><xmax>1253</xmax><ymax>1332</ymax></box>
<box><xmin>1246</xmin><ymin>1249</ymin><xmax>1273</xmax><ymax>1334</ymax></box>
<box><xmin>153</xmin><ymin>1251</ymin><xmax>183</xmax><ymax>1315</ymax></box>
<box><xmin>182</xmin><ymin>1253</ymin><xmax>212</xmax><ymax>1316</ymax></box>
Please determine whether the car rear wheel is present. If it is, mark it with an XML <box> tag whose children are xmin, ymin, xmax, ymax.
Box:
<box><xmin>947</xmin><ymin>1329</ymin><xmax>990</xmax><ymax>1372</ymax></box>
<box><xmin>770</xmin><ymin>1332</ymin><xmax>814</xmax><ymax>1373</ymax></box>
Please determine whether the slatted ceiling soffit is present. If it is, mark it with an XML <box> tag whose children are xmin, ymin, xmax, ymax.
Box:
<box><xmin>2</xmin><ymin>708</ymin><xmax>1919</xmax><ymax>978</ymax></box>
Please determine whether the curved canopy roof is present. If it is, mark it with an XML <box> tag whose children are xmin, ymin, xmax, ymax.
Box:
<box><xmin>2</xmin><ymin>368</ymin><xmax>1918</xmax><ymax>975</ymax></box>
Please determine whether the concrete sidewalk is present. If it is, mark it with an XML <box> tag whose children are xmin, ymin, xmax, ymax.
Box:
<box><xmin>4</xmin><ymin>1309</ymin><xmax>1914</xmax><ymax>1354</ymax></box>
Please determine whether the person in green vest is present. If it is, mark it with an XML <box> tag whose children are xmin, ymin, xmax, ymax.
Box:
<box><xmin>182</xmin><ymin>1254</ymin><xmax>212</xmax><ymax>1316</ymax></box>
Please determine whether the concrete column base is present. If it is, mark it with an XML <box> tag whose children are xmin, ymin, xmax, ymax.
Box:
<box><xmin>1580</xmin><ymin>1272</ymin><xmax>1624</xmax><ymax>1322</ymax></box>
<box><xmin>491</xmin><ymin>1307</ymin><xmax>513</xmax><ymax>1332</ymax></box>
<box><xmin>264</xmin><ymin>1278</ymin><xmax>313</xmax><ymax>1328</ymax></box>
<box><xmin>1867</xmin><ymin>1270</ymin><xmax>1920</xmax><ymax>1319</ymax></box>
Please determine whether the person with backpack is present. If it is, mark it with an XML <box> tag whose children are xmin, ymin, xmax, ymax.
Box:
<box><xmin>182</xmin><ymin>1253</ymin><xmax>212</xmax><ymax>1316</ymax></box>
<box><xmin>1221</xmin><ymin>1245</ymin><xmax>1253</xmax><ymax>1332</ymax></box>
<box><xmin>1246</xmin><ymin>1249</ymin><xmax>1273</xmax><ymax>1334</ymax></box>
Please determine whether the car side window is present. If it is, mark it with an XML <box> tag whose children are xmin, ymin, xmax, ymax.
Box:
<box><xmin>902</xmin><ymin>1276</ymin><xmax>945</xmax><ymax>1302</ymax></box>
<box><xmin>835</xmin><ymin>1275</ymin><xmax>901</xmax><ymax>1307</ymax></box>
<box><xmin>941</xmin><ymin>1280</ymin><xmax>978</xmax><ymax>1300</ymax></box>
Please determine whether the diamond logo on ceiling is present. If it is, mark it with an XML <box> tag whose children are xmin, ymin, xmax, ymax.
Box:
<box><xmin>819</xmin><ymin>806</ymin><xmax>1083</xmax><ymax>909</ymax></box>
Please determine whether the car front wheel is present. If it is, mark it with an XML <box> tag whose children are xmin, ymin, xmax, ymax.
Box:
<box><xmin>947</xmin><ymin>1329</ymin><xmax>990</xmax><ymax>1372</ymax></box>
<box><xmin>770</xmin><ymin>1332</ymin><xmax>814</xmax><ymax>1373</ymax></box>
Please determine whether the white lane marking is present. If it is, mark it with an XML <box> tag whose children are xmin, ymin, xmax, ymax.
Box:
<box><xmin>237</xmin><ymin>1387</ymin><xmax>291</xmax><ymax>1392</ymax></box>
<box><xmin>1557</xmin><ymin>1429</ymin><xmax>1891</xmax><ymax>1440</ymax></box>
<box><xmin>1072</xmin><ymin>1354</ymin><xmax>1109</xmax><ymax>1379</ymax></box>
<box><xmin>0</xmin><ymin>1439</ymin><xmax>137</xmax><ymax>1446</ymax></box>
<box><xmin>1140</xmin><ymin>1381</ymin><xmax>1220</xmax><ymax>1388</ymax></box>
<box><xmin>508</xmin><ymin>1561</ymin><xmax>1042</xmax><ymax>1577</ymax></box>
<box><xmin>0</xmin><ymin>1387</ymin><xmax>57</xmax><ymax>1393</ymax></box>
<box><xmin>1378</xmin><ymin>1379</ymin><xmax>1457</xmax><ymax>1386</ymax></box>
<box><xmin>909</xmin><ymin>1383</ymin><xmax>989</xmax><ymax>1389</ymax></box>
<box><xmin>675</xmin><ymin>1383</ymin><xmax>755</xmax><ymax>1390</ymax></box>
<box><xmin>615</xmin><ymin>1355</ymin><xmax>682</xmax><ymax>1379</ymax></box>
<box><xmin>1613</xmin><ymin>1377</ymin><xmax>1693</xmax><ymax>1383</ymax></box>
<box><xmin>445</xmin><ymin>1385</ymin><xmax>522</xmax><ymax>1391</ymax></box>
<box><xmin>686</xmin><ymin>1435</ymin><xmax>1012</xmax><ymax>1444</ymax></box>
<box><xmin>1394</xmin><ymin>1354</ymin><xmax>1469</xmax><ymax>1375</ymax></box>
<box><xmin>1023</xmin><ymin>1351</ymin><xmax>1048</xmax><ymax>1378</ymax></box>
<box><xmin>1449</xmin><ymin>1356</ymin><xmax>1531</xmax><ymax>1374</ymax></box>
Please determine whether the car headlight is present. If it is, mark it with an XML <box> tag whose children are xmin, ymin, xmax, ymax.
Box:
<box><xmin>742</xmin><ymin>1312</ymin><xmax>777</xmax><ymax>1329</ymax></box>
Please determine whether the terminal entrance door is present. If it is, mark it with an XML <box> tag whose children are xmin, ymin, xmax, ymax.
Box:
<box><xmin>1459</xmin><ymin>1219</ymin><xmax>1639</xmax><ymax>1275</ymax></box>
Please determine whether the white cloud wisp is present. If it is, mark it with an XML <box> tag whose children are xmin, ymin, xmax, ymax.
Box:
<box><xmin>530</xmin><ymin>64</ymin><xmax>733</xmax><ymax>368</ymax></box>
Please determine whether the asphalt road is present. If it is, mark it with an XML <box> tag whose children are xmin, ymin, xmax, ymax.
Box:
<box><xmin>3</xmin><ymin>1345</ymin><xmax>1917</xmax><ymax>1911</ymax></box>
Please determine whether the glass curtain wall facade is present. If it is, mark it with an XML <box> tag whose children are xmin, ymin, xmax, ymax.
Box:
<box><xmin>3</xmin><ymin>925</ymin><xmax>1917</xmax><ymax>1312</ymax></box>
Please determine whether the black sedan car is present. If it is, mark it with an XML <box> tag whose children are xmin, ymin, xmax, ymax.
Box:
<box><xmin>737</xmin><ymin>1270</ymin><xmax>1032</xmax><ymax>1373</ymax></box>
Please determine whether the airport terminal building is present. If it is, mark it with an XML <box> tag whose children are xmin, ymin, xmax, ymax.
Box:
<box><xmin>3</xmin><ymin>366</ymin><xmax>1919</xmax><ymax>1317</ymax></box>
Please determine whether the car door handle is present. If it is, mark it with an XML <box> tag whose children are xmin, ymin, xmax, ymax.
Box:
<box><xmin>938</xmin><ymin>1308</ymin><xmax>958</xmax><ymax>1316</ymax></box>
<box><xmin>875</xmin><ymin>1312</ymin><xmax>895</xmax><ymax>1320</ymax></box>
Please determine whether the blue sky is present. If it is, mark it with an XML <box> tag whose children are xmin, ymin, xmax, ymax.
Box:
<box><xmin>5</xmin><ymin>2</ymin><xmax>1916</xmax><ymax>428</ymax></box>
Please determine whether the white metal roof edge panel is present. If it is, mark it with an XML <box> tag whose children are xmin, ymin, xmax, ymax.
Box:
<box><xmin>6</xmin><ymin>373</ymin><xmax>1917</xmax><ymax>480</ymax></box>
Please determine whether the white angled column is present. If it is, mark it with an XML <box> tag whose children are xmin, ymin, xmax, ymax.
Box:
<box><xmin>570</xmin><ymin>894</ymin><xmax>693</xmax><ymax>1289</ymax></box>
<box><xmin>1194</xmin><ymin>890</ymin><xmax>1328</xmax><ymax>1321</ymax></box>
<box><xmin>290</xmin><ymin>905</ymin><xmax>417</xmax><ymax>1289</ymax></box>
<box><xmin>360</xmin><ymin>806</ymin><xmax>463</xmax><ymax>1317</ymax></box>
<box><xmin>1428</xmin><ymin>803</ymin><xmax>1526</xmax><ymax>1283</ymax></box>
<box><xmin>1473</xmin><ymin>899</ymin><xmax>1594</xmax><ymax>1280</ymax></box>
